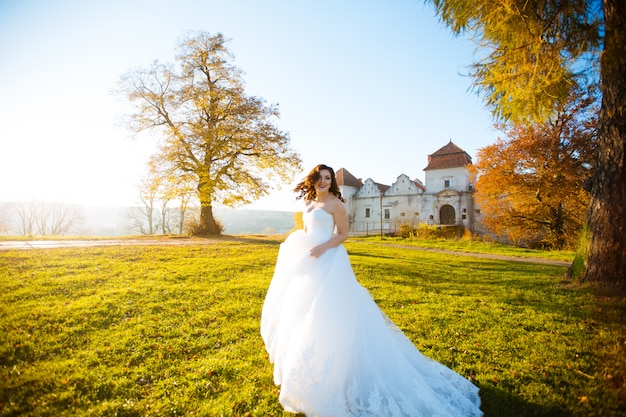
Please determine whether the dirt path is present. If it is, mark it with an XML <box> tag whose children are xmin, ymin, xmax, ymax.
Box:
<box><xmin>0</xmin><ymin>238</ymin><xmax>223</xmax><ymax>250</ymax></box>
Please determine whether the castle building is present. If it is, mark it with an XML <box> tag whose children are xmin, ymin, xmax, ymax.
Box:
<box><xmin>337</xmin><ymin>141</ymin><xmax>478</xmax><ymax>234</ymax></box>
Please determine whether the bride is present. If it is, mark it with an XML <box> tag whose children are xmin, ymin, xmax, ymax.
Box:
<box><xmin>261</xmin><ymin>164</ymin><xmax>483</xmax><ymax>417</ymax></box>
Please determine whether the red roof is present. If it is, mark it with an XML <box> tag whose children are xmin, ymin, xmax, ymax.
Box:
<box><xmin>336</xmin><ymin>168</ymin><xmax>363</xmax><ymax>188</ymax></box>
<box><xmin>423</xmin><ymin>141</ymin><xmax>472</xmax><ymax>171</ymax></box>
<box><xmin>413</xmin><ymin>180</ymin><xmax>425</xmax><ymax>191</ymax></box>
<box><xmin>375</xmin><ymin>182</ymin><xmax>390</xmax><ymax>193</ymax></box>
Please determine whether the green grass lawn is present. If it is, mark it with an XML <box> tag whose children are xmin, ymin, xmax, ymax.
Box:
<box><xmin>1</xmin><ymin>237</ymin><xmax>624</xmax><ymax>416</ymax></box>
<box><xmin>354</xmin><ymin>235</ymin><xmax>577</xmax><ymax>262</ymax></box>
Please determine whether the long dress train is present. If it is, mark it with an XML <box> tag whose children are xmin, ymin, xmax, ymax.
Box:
<box><xmin>261</xmin><ymin>207</ymin><xmax>483</xmax><ymax>417</ymax></box>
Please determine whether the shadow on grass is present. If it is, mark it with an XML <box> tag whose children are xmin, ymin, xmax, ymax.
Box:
<box><xmin>349</xmin><ymin>248</ymin><xmax>590</xmax><ymax>322</ymax></box>
<box><xmin>478</xmin><ymin>382</ymin><xmax>571</xmax><ymax>417</ymax></box>
<box><xmin>221</xmin><ymin>235</ymin><xmax>284</xmax><ymax>246</ymax></box>
<box><xmin>348</xmin><ymin>249</ymin><xmax>567</xmax><ymax>290</ymax></box>
<box><xmin>589</xmin><ymin>286</ymin><xmax>626</xmax><ymax>325</ymax></box>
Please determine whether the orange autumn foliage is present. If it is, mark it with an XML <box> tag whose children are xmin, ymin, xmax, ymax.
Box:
<box><xmin>471</xmin><ymin>89</ymin><xmax>598</xmax><ymax>249</ymax></box>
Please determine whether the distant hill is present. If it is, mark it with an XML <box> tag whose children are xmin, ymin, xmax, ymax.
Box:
<box><xmin>82</xmin><ymin>206</ymin><xmax>129</xmax><ymax>235</ymax></box>
<box><xmin>83</xmin><ymin>206</ymin><xmax>296</xmax><ymax>236</ymax></box>
<box><xmin>0</xmin><ymin>202</ymin><xmax>296</xmax><ymax>236</ymax></box>
<box><xmin>215</xmin><ymin>208</ymin><xmax>296</xmax><ymax>235</ymax></box>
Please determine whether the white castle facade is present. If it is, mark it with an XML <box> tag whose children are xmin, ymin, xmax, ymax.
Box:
<box><xmin>337</xmin><ymin>141</ymin><xmax>479</xmax><ymax>234</ymax></box>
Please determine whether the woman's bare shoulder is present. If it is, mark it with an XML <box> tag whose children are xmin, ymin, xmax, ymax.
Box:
<box><xmin>329</xmin><ymin>195</ymin><xmax>346</xmax><ymax>212</ymax></box>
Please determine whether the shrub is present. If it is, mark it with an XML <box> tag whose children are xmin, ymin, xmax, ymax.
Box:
<box><xmin>397</xmin><ymin>223</ymin><xmax>415</xmax><ymax>238</ymax></box>
<box><xmin>186</xmin><ymin>217</ymin><xmax>224</xmax><ymax>236</ymax></box>
<box><xmin>568</xmin><ymin>223</ymin><xmax>590</xmax><ymax>280</ymax></box>
<box><xmin>414</xmin><ymin>223</ymin><xmax>441</xmax><ymax>239</ymax></box>
<box><xmin>293</xmin><ymin>211</ymin><xmax>303</xmax><ymax>230</ymax></box>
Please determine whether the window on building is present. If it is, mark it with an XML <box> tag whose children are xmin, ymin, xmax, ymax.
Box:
<box><xmin>384</xmin><ymin>209</ymin><xmax>390</xmax><ymax>219</ymax></box>
<box><xmin>400</xmin><ymin>212</ymin><xmax>405</xmax><ymax>217</ymax></box>
<box><xmin>365</xmin><ymin>208</ymin><xmax>370</xmax><ymax>218</ymax></box>
<box><xmin>444</xmin><ymin>179</ymin><xmax>450</xmax><ymax>188</ymax></box>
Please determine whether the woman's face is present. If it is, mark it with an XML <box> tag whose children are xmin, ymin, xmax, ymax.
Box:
<box><xmin>315</xmin><ymin>169</ymin><xmax>332</xmax><ymax>196</ymax></box>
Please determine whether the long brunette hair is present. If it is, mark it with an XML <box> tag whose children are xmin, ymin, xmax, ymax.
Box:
<box><xmin>294</xmin><ymin>164</ymin><xmax>345</xmax><ymax>202</ymax></box>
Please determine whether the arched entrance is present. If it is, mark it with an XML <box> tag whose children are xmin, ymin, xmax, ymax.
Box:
<box><xmin>439</xmin><ymin>205</ymin><xmax>456</xmax><ymax>225</ymax></box>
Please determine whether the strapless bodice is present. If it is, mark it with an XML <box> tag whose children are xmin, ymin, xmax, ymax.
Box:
<box><xmin>303</xmin><ymin>208</ymin><xmax>335</xmax><ymax>241</ymax></box>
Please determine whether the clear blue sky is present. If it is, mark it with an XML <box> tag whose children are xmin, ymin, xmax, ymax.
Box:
<box><xmin>0</xmin><ymin>0</ymin><xmax>499</xmax><ymax>210</ymax></box>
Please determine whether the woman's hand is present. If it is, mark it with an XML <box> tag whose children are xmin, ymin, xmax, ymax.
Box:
<box><xmin>310</xmin><ymin>244</ymin><xmax>328</xmax><ymax>258</ymax></box>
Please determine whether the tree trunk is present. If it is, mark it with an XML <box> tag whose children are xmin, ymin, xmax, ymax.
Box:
<box><xmin>197</xmin><ymin>202</ymin><xmax>221</xmax><ymax>235</ymax></box>
<box><xmin>583</xmin><ymin>0</ymin><xmax>626</xmax><ymax>287</ymax></box>
<box><xmin>179</xmin><ymin>206</ymin><xmax>185</xmax><ymax>234</ymax></box>
<box><xmin>551</xmin><ymin>203</ymin><xmax>565</xmax><ymax>249</ymax></box>
<box><xmin>147</xmin><ymin>206</ymin><xmax>155</xmax><ymax>234</ymax></box>
<box><xmin>195</xmin><ymin>180</ymin><xmax>221</xmax><ymax>235</ymax></box>
<box><xmin>198</xmin><ymin>203</ymin><xmax>221</xmax><ymax>235</ymax></box>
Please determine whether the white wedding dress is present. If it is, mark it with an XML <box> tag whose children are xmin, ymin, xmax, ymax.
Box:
<box><xmin>261</xmin><ymin>207</ymin><xmax>483</xmax><ymax>417</ymax></box>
